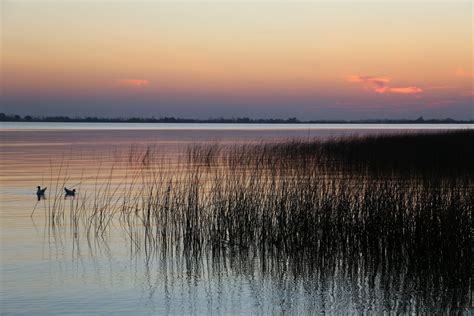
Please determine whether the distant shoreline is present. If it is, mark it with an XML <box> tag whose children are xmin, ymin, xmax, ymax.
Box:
<box><xmin>1</xmin><ymin>114</ymin><xmax>472</xmax><ymax>124</ymax></box>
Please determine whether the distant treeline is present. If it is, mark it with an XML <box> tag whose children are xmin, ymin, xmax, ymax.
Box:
<box><xmin>0</xmin><ymin>113</ymin><xmax>471</xmax><ymax>124</ymax></box>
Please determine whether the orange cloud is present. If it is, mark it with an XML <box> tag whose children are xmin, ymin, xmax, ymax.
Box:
<box><xmin>116</xmin><ymin>79</ymin><xmax>150</xmax><ymax>87</ymax></box>
<box><xmin>345</xmin><ymin>75</ymin><xmax>422</xmax><ymax>94</ymax></box>
<box><xmin>387</xmin><ymin>87</ymin><xmax>423</xmax><ymax>94</ymax></box>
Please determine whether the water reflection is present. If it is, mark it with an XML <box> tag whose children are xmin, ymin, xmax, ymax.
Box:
<box><xmin>2</xmin><ymin>128</ymin><xmax>472</xmax><ymax>314</ymax></box>
<box><xmin>37</xmin><ymin>146</ymin><xmax>472</xmax><ymax>313</ymax></box>
<box><xmin>43</xmin><ymin>217</ymin><xmax>471</xmax><ymax>314</ymax></box>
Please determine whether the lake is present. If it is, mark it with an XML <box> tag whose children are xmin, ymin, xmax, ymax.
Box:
<box><xmin>1</xmin><ymin>123</ymin><xmax>472</xmax><ymax>314</ymax></box>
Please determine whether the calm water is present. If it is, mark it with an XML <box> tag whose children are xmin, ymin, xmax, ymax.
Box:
<box><xmin>1</xmin><ymin>123</ymin><xmax>472</xmax><ymax>315</ymax></box>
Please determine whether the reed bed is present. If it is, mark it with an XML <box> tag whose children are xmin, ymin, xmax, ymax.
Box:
<box><xmin>41</xmin><ymin>130</ymin><xmax>473</xmax><ymax>312</ymax></box>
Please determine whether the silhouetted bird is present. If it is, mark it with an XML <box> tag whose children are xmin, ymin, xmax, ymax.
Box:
<box><xmin>64</xmin><ymin>187</ymin><xmax>76</xmax><ymax>197</ymax></box>
<box><xmin>37</xmin><ymin>186</ymin><xmax>47</xmax><ymax>201</ymax></box>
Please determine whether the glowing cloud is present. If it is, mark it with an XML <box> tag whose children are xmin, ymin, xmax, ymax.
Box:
<box><xmin>388</xmin><ymin>87</ymin><xmax>423</xmax><ymax>94</ymax></box>
<box><xmin>346</xmin><ymin>75</ymin><xmax>422</xmax><ymax>94</ymax></box>
<box><xmin>345</xmin><ymin>75</ymin><xmax>390</xmax><ymax>85</ymax></box>
<box><xmin>116</xmin><ymin>79</ymin><xmax>150</xmax><ymax>87</ymax></box>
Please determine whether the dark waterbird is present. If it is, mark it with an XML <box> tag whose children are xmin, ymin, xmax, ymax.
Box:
<box><xmin>64</xmin><ymin>187</ymin><xmax>76</xmax><ymax>197</ymax></box>
<box><xmin>36</xmin><ymin>186</ymin><xmax>46</xmax><ymax>201</ymax></box>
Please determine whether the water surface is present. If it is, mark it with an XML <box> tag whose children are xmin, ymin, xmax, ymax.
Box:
<box><xmin>1</xmin><ymin>123</ymin><xmax>471</xmax><ymax>314</ymax></box>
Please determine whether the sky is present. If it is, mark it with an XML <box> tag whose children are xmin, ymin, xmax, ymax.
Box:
<box><xmin>1</xmin><ymin>1</ymin><xmax>473</xmax><ymax>120</ymax></box>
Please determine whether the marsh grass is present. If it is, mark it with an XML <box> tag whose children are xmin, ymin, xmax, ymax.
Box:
<box><xmin>42</xmin><ymin>130</ymin><xmax>473</xmax><ymax>312</ymax></box>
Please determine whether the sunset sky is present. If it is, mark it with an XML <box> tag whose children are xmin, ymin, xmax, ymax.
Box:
<box><xmin>1</xmin><ymin>1</ymin><xmax>472</xmax><ymax>119</ymax></box>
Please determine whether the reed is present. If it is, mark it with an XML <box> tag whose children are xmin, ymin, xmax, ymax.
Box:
<box><xmin>44</xmin><ymin>130</ymin><xmax>473</xmax><ymax>312</ymax></box>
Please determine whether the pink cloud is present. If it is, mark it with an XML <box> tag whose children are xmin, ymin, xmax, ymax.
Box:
<box><xmin>345</xmin><ymin>75</ymin><xmax>422</xmax><ymax>95</ymax></box>
<box><xmin>345</xmin><ymin>75</ymin><xmax>390</xmax><ymax>93</ymax></box>
<box><xmin>116</xmin><ymin>79</ymin><xmax>150</xmax><ymax>87</ymax></box>
<box><xmin>387</xmin><ymin>87</ymin><xmax>423</xmax><ymax>94</ymax></box>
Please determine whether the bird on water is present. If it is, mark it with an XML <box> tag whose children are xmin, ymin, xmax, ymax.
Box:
<box><xmin>64</xmin><ymin>187</ymin><xmax>76</xmax><ymax>197</ymax></box>
<box><xmin>36</xmin><ymin>186</ymin><xmax>47</xmax><ymax>200</ymax></box>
